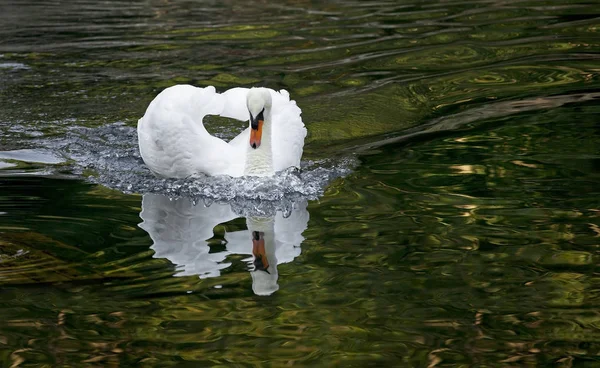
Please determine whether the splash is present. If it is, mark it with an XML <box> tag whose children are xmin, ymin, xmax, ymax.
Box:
<box><xmin>2</xmin><ymin>122</ymin><xmax>355</xmax><ymax>215</ymax></box>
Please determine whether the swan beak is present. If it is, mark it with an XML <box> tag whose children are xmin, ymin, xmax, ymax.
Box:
<box><xmin>252</xmin><ymin>231</ymin><xmax>270</xmax><ymax>273</ymax></box>
<box><xmin>250</xmin><ymin>119</ymin><xmax>263</xmax><ymax>149</ymax></box>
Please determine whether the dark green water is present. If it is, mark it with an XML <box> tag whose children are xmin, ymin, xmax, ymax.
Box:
<box><xmin>1</xmin><ymin>0</ymin><xmax>600</xmax><ymax>366</ymax></box>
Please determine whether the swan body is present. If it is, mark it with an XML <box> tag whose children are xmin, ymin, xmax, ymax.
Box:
<box><xmin>137</xmin><ymin>85</ymin><xmax>306</xmax><ymax>178</ymax></box>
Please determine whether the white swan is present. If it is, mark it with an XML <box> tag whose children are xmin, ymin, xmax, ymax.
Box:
<box><xmin>137</xmin><ymin>85</ymin><xmax>306</xmax><ymax>178</ymax></box>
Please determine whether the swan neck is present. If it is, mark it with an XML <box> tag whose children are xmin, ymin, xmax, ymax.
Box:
<box><xmin>244</xmin><ymin>111</ymin><xmax>274</xmax><ymax>176</ymax></box>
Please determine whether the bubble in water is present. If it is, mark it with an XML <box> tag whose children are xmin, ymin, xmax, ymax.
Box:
<box><xmin>15</xmin><ymin>122</ymin><xmax>357</xmax><ymax>217</ymax></box>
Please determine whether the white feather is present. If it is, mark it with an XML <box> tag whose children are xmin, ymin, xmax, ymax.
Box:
<box><xmin>137</xmin><ymin>84</ymin><xmax>306</xmax><ymax>178</ymax></box>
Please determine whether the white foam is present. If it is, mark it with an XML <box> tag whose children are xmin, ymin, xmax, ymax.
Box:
<box><xmin>12</xmin><ymin>122</ymin><xmax>357</xmax><ymax>216</ymax></box>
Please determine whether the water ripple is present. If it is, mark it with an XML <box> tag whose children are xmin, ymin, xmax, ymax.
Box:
<box><xmin>0</xmin><ymin>1</ymin><xmax>599</xmax><ymax>365</ymax></box>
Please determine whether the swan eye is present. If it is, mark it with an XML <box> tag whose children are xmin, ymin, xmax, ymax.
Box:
<box><xmin>249</xmin><ymin>108</ymin><xmax>264</xmax><ymax>126</ymax></box>
<box><xmin>250</xmin><ymin>108</ymin><xmax>265</xmax><ymax>130</ymax></box>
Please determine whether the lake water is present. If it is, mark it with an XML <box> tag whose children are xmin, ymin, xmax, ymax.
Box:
<box><xmin>1</xmin><ymin>0</ymin><xmax>600</xmax><ymax>366</ymax></box>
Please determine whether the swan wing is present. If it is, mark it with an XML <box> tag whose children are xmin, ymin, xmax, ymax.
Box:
<box><xmin>220</xmin><ymin>87</ymin><xmax>252</xmax><ymax>121</ymax></box>
<box><xmin>138</xmin><ymin>85</ymin><xmax>244</xmax><ymax>177</ymax></box>
<box><xmin>270</xmin><ymin>89</ymin><xmax>306</xmax><ymax>171</ymax></box>
<box><xmin>222</xmin><ymin>87</ymin><xmax>252</xmax><ymax>151</ymax></box>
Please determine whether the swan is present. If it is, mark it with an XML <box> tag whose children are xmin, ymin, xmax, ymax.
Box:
<box><xmin>138</xmin><ymin>193</ymin><xmax>309</xmax><ymax>295</ymax></box>
<box><xmin>137</xmin><ymin>85</ymin><xmax>306</xmax><ymax>178</ymax></box>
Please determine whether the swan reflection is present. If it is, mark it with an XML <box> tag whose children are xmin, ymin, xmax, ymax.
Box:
<box><xmin>138</xmin><ymin>193</ymin><xmax>308</xmax><ymax>295</ymax></box>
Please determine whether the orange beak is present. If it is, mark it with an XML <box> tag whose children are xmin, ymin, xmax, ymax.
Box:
<box><xmin>250</xmin><ymin>120</ymin><xmax>263</xmax><ymax>149</ymax></box>
<box><xmin>252</xmin><ymin>231</ymin><xmax>270</xmax><ymax>272</ymax></box>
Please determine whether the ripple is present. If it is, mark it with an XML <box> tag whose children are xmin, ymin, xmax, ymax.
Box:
<box><xmin>0</xmin><ymin>161</ymin><xmax>17</xmax><ymax>169</ymax></box>
<box><xmin>0</xmin><ymin>232</ymin><xmax>77</xmax><ymax>284</ymax></box>
<box><xmin>346</xmin><ymin>91</ymin><xmax>600</xmax><ymax>153</ymax></box>
<box><xmin>0</xmin><ymin>149</ymin><xmax>65</xmax><ymax>165</ymax></box>
<box><xmin>7</xmin><ymin>122</ymin><xmax>356</xmax><ymax>217</ymax></box>
<box><xmin>0</xmin><ymin>62</ymin><xmax>29</xmax><ymax>70</ymax></box>
<box><xmin>1</xmin><ymin>0</ymin><xmax>600</xmax><ymax>366</ymax></box>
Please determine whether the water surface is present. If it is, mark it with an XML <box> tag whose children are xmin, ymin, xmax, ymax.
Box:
<box><xmin>1</xmin><ymin>0</ymin><xmax>600</xmax><ymax>366</ymax></box>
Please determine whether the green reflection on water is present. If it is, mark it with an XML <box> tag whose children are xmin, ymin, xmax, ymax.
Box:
<box><xmin>1</xmin><ymin>0</ymin><xmax>600</xmax><ymax>366</ymax></box>
<box><xmin>1</xmin><ymin>102</ymin><xmax>599</xmax><ymax>366</ymax></box>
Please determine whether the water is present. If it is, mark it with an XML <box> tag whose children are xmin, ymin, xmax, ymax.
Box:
<box><xmin>1</xmin><ymin>0</ymin><xmax>600</xmax><ymax>366</ymax></box>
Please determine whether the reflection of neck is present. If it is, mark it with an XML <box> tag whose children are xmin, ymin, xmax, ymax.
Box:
<box><xmin>248</xmin><ymin>216</ymin><xmax>279</xmax><ymax>296</ymax></box>
<box><xmin>244</xmin><ymin>111</ymin><xmax>274</xmax><ymax>177</ymax></box>
<box><xmin>247</xmin><ymin>217</ymin><xmax>276</xmax><ymax>248</ymax></box>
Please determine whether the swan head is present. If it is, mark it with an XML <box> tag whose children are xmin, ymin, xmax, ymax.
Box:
<box><xmin>246</xmin><ymin>88</ymin><xmax>272</xmax><ymax>149</ymax></box>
